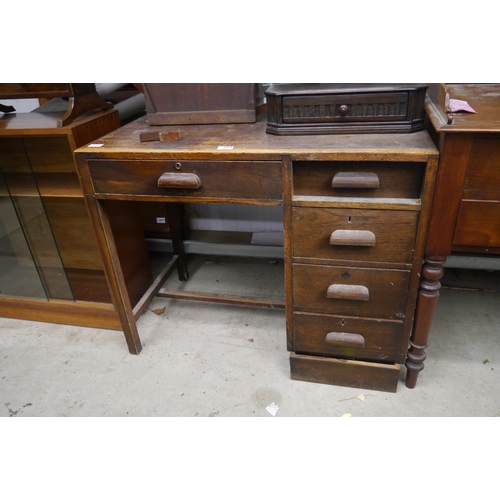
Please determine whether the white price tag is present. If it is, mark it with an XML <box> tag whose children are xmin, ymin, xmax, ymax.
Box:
<box><xmin>88</xmin><ymin>143</ymin><xmax>104</xmax><ymax>148</ymax></box>
<box><xmin>217</xmin><ymin>145</ymin><xmax>234</xmax><ymax>150</ymax></box>
<box><xmin>266</xmin><ymin>402</ymin><xmax>279</xmax><ymax>416</ymax></box>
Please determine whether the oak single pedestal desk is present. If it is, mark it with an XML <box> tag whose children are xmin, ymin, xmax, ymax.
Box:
<box><xmin>75</xmin><ymin>115</ymin><xmax>439</xmax><ymax>392</ymax></box>
<box><xmin>407</xmin><ymin>84</ymin><xmax>500</xmax><ymax>388</ymax></box>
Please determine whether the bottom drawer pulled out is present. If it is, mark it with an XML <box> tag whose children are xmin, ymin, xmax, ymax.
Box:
<box><xmin>290</xmin><ymin>353</ymin><xmax>400</xmax><ymax>393</ymax></box>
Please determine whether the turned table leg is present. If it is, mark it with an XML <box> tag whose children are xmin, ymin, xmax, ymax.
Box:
<box><xmin>406</xmin><ymin>256</ymin><xmax>446</xmax><ymax>388</ymax></box>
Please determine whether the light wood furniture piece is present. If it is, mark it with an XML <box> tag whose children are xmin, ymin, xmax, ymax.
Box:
<box><xmin>0</xmin><ymin>108</ymin><xmax>124</xmax><ymax>329</ymax></box>
<box><xmin>75</xmin><ymin>114</ymin><xmax>439</xmax><ymax>392</ymax></box>
<box><xmin>406</xmin><ymin>83</ymin><xmax>500</xmax><ymax>388</ymax></box>
<box><xmin>0</xmin><ymin>84</ymin><xmax>113</xmax><ymax>126</ymax></box>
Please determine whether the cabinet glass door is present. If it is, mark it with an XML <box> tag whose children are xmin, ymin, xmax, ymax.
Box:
<box><xmin>0</xmin><ymin>138</ymin><xmax>74</xmax><ymax>300</ymax></box>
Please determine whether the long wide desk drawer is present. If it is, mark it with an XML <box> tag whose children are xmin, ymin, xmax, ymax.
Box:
<box><xmin>87</xmin><ymin>159</ymin><xmax>282</xmax><ymax>202</ymax></box>
<box><xmin>293</xmin><ymin>312</ymin><xmax>404</xmax><ymax>363</ymax></box>
<box><xmin>293</xmin><ymin>263</ymin><xmax>410</xmax><ymax>319</ymax></box>
<box><xmin>292</xmin><ymin>207</ymin><xmax>418</xmax><ymax>263</ymax></box>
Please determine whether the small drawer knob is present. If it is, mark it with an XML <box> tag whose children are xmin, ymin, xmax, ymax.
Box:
<box><xmin>339</xmin><ymin>105</ymin><xmax>349</xmax><ymax>116</ymax></box>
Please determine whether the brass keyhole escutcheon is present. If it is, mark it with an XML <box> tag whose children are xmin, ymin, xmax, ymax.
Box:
<box><xmin>175</xmin><ymin>162</ymin><xmax>182</xmax><ymax>170</ymax></box>
<box><xmin>342</xmin><ymin>271</ymin><xmax>351</xmax><ymax>279</ymax></box>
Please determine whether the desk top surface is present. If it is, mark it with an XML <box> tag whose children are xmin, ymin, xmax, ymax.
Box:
<box><xmin>76</xmin><ymin>113</ymin><xmax>438</xmax><ymax>162</ymax></box>
<box><xmin>426</xmin><ymin>84</ymin><xmax>500</xmax><ymax>133</ymax></box>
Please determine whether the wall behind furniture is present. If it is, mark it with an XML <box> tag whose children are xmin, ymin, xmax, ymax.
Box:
<box><xmin>0</xmin><ymin>99</ymin><xmax>39</xmax><ymax>112</ymax></box>
<box><xmin>187</xmin><ymin>203</ymin><xmax>283</xmax><ymax>235</ymax></box>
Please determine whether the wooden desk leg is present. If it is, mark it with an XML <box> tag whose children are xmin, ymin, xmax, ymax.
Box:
<box><xmin>94</xmin><ymin>199</ymin><xmax>143</xmax><ymax>354</ymax></box>
<box><xmin>166</xmin><ymin>203</ymin><xmax>189</xmax><ymax>281</ymax></box>
<box><xmin>406</xmin><ymin>256</ymin><xmax>446</xmax><ymax>388</ymax></box>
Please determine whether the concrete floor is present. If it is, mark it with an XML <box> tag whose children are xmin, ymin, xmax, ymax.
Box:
<box><xmin>1</xmin><ymin>256</ymin><xmax>499</xmax><ymax>417</ymax></box>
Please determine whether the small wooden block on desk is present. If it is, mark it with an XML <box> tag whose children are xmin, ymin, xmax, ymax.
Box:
<box><xmin>139</xmin><ymin>130</ymin><xmax>181</xmax><ymax>142</ymax></box>
<box><xmin>290</xmin><ymin>353</ymin><xmax>400</xmax><ymax>392</ymax></box>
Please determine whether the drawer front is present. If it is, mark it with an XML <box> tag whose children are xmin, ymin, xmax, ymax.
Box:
<box><xmin>88</xmin><ymin>159</ymin><xmax>282</xmax><ymax>202</ymax></box>
<box><xmin>283</xmin><ymin>92</ymin><xmax>409</xmax><ymax>124</ymax></box>
<box><xmin>290</xmin><ymin>353</ymin><xmax>400</xmax><ymax>392</ymax></box>
<box><xmin>293</xmin><ymin>161</ymin><xmax>424</xmax><ymax>199</ymax></box>
<box><xmin>293</xmin><ymin>207</ymin><xmax>418</xmax><ymax>263</ymax></box>
<box><xmin>454</xmin><ymin>200</ymin><xmax>500</xmax><ymax>248</ymax></box>
<box><xmin>464</xmin><ymin>136</ymin><xmax>500</xmax><ymax>192</ymax></box>
<box><xmin>293</xmin><ymin>263</ymin><xmax>410</xmax><ymax>319</ymax></box>
<box><xmin>293</xmin><ymin>312</ymin><xmax>404</xmax><ymax>363</ymax></box>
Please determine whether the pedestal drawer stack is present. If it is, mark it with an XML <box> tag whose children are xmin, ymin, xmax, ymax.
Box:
<box><xmin>288</xmin><ymin>160</ymin><xmax>431</xmax><ymax>392</ymax></box>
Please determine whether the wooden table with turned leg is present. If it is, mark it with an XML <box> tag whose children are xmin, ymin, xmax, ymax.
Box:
<box><xmin>406</xmin><ymin>83</ymin><xmax>500</xmax><ymax>388</ymax></box>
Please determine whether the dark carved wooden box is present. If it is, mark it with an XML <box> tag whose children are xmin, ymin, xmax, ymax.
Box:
<box><xmin>143</xmin><ymin>83</ymin><xmax>257</xmax><ymax>125</ymax></box>
<box><xmin>265</xmin><ymin>84</ymin><xmax>427</xmax><ymax>135</ymax></box>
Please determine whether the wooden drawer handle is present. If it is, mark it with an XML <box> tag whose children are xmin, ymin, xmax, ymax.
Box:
<box><xmin>157</xmin><ymin>172</ymin><xmax>201</xmax><ymax>189</ymax></box>
<box><xmin>325</xmin><ymin>331</ymin><xmax>365</xmax><ymax>347</ymax></box>
<box><xmin>329</xmin><ymin>230</ymin><xmax>376</xmax><ymax>247</ymax></box>
<box><xmin>331</xmin><ymin>172</ymin><xmax>380</xmax><ymax>189</ymax></box>
<box><xmin>327</xmin><ymin>284</ymin><xmax>369</xmax><ymax>301</ymax></box>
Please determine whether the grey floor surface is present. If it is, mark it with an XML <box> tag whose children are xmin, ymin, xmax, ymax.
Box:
<box><xmin>1</xmin><ymin>256</ymin><xmax>499</xmax><ymax>418</ymax></box>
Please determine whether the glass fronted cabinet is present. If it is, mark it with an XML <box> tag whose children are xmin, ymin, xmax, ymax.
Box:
<box><xmin>0</xmin><ymin>108</ymin><xmax>122</xmax><ymax>329</ymax></box>
<box><xmin>0</xmin><ymin>138</ymin><xmax>74</xmax><ymax>300</ymax></box>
